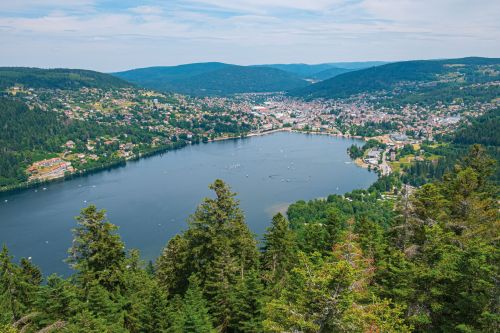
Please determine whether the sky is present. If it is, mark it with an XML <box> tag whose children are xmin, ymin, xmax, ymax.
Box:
<box><xmin>0</xmin><ymin>0</ymin><xmax>499</xmax><ymax>72</ymax></box>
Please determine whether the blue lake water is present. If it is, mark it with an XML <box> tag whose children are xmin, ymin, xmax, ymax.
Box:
<box><xmin>0</xmin><ymin>132</ymin><xmax>376</xmax><ymax>275</ymax></box>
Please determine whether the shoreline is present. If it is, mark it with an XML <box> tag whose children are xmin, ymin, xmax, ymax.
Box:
<box><xmin>0</xmin><ymin>128</ymin><xmax>368</xmax><ymax>195</ymax></box>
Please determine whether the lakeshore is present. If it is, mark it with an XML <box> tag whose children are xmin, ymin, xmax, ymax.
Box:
<box><xmin>0</xmin><ymin>127</ymin><xmax>367</xmax><ymax>195</ymax></box>
<box><xmin>0</xmin><ymin>132</ymin><xmax>377</xmax><ymax>274</ymax></box>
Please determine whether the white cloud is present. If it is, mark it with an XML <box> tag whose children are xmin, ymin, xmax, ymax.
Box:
<box><xmin>0</xmin><ymin>0</ymin><xmax>498</xmax><ymax>71</ymax></box>
<box><xmin>129</xmin><ymin>6</ymin><xmax>164</xmax><ymax>16</ymax></box>
<box><xmin>0</xmin><ymin>0</ymin><xmax>96</xmax><ymax>13</ymax></box>
<box><xmin>184</xmin><ymin>0</ymin><xmax>345</xmax><ymax>14</ymax></box>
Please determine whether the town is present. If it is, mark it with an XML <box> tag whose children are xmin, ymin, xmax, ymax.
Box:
<box><xmin>3</xmin><ymin>76</ymin><xmax>497</xmax><ymax>184</ymax></box>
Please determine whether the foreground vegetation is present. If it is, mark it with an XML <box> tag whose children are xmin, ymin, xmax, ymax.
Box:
<box><xmin>0</xmin><ymin>145</ymin><xmax>498</xmax><ymax>332</ymax></box>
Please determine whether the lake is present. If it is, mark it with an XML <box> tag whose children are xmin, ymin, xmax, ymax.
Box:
<box><xmin>0</xmin><ymin>132</ymin><xmax>377</xmax><ymax>275</ymax></box>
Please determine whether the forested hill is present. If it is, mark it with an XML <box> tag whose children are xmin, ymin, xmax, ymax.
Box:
<box><xmin>256</xmin><ymin>61</ymin><xmax>387</xmax><ymax>78</ymax></box>
<box><xmin>112</xmin><ymin>62</ymin><xmax>231</xmax><ymax>88</ymax></box>
<box><xmin>290</xmin><ymin>57</ymin><xmax>500</xmax><ymax>99</ymax></box>
<box><xmin>254</xmin><ymin>63</ymin><xmax>338</xmax><ymax>77</ymax></box>
<box><xmin>309</xmin><ymin>66</ymin><xmax>353</xmax><ymax>80</ymax></box>
<box><xmin>113</xmin><ymin>63</ymin><xmax>310</xmax><ymax>96</ymax></box>
<box><xmin>453</xmin><ymin>108</ymin><xmax>500</xmax><ymax>147</ymax></box>
<box><xmin>0</xmin><ymin>67</ymin><xmax>133</xmax><ymax>90</ymax></box>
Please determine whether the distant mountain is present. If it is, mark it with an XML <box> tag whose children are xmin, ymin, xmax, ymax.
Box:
<box><xmin>255</xmin><ymin>62</ymin><xmax>387</xmax><ymax>80</ymax></box>
<box><xmin>113</xmin><ymin>62</ymin><xmax>232</xmax><ymax>91</ymax></box>
<box><xmin>309</xmin><ymin>67</ymin><xmax>354</xmax><ymax>81</ymax></box>
<box><xmin>291</xmin><ymin>57</ymin><xmax>500</xmax><ymax>99</ymax></box>
<box><xmin>0</xmin><ymin>67</ymin><xmax>133</xmax><ymax>90</ymax></box>
<box><xmin>253</xmin><ymin>63</ymin><xmax>338</xmax><ymax>78</ymax></box>
<box><xmin>325</xmin><ymin>61</ymin><xmax>389</xmax><ymax>70</ymax></box>
<box><xmin>114</xmin><ymin>63</ymin><xmax>309</xmax><ymax>96</ymax></box>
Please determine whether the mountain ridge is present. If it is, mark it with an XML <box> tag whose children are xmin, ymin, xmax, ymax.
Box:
<box><xmin>0</xmin><ymin>67</ymin><xmax>133</xmax><ymax>90</ymax></box>
<box><xmin>113</xmin><ymin>63</ymin><xmax>310</xmax><ymax>96</ymax></box>
<box><xmin>290</xmin><ymin>57</ymin><xmax>500</xmax><ymax>99</ymax></box>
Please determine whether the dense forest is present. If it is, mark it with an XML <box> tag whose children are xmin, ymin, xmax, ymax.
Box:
<box><xmin>114</xmin><ymin>64</ymin><xmax>309</xmax><ymax>96</ymax></box>
<box><xmin>1</xmin><ymin>145</ymin><xmax>498</xmax><ymax>332</ymax></box>
<box><xmin>0</xmin><ymin>68</ymin><xmax>133</xmax><ymax>90</ymax></box>
<box><xmin>291</xmin><ymin>57</ymin><xmax>500</xmax><ymax>99</ymax></box>
<box><xmin>453</xmin><ymin>108</ymin><xmax>500</xmax><ymax>146</ymax></box>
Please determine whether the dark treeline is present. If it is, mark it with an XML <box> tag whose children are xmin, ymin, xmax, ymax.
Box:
<box><xmin>0</xmin><ymin>68</ymin><xmax>133</xmax><ymax>90</ymax></box>
<box><xmin>453</xmin><ymin>108</ymin><xmax>500</xmax><ymax>147</ymax></box>
<box><xmin>1</xmin><ymin>145</ymin><xmax>498</xmax><ymax>332</ymax></box>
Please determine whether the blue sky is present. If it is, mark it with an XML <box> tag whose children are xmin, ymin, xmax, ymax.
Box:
<box><xmin>1</xmin><ymin>0</ymin><xmax>499</xmax><ymax>71</ymax></box>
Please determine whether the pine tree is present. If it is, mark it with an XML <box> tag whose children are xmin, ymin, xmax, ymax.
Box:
<box><xmin>67</xmin><ymin>205</ymin><xmax>126</xmax><ymax>292</ymax></box>
<box><xmin>204</xmin><ymin>244</ymin><xmax>237</xmax><ymax>332</ymax></box>
<box><xmin>165</xmin><ymin>295</ymin><xmax>185</xmax><ymax>333</ymax></box>
<box><xmin>261</xmin><ymin>213</ymin><xmax>297</xmax><ymax>293</ymax></box>
<box><xmin>19</xmin><ymin>258</ymin><xmax>42</xmax><ymax>287</ymax></box>
<box><xmin>121</xmin><ymin>250</ymin><xmax>161</xmax><ymax>333</ymax></box>
<box><xmin>231</xmin><ymin>269</ymin><xmax>264</xmax><ymax>333</ymax></box>
<box><xmin>186</xmin><ymin>179</ymin><xmax>258</xmax><ymax>282</ymax></box>
<box><xmin>156</xmin><ymin>180</ymin><xmax>259</xmax><ymax>331</ymax></box>
<box><xmin>389</xmin><ymin>145</ymin><xmax>499</xmax><ymax>332</ymax></box>
<box><xmin>156</xmin><ymin>234</ymin><xmax>190</xmax><ymax>294</ymax></box>
<box><xmin>85</xmin><ymin>282</ymin><xmax>123</xmax><ymax>325</ymax></box>
<box><xmin>18</xmin><ymin>258</ymin><xmax>42</xmax><ymax>310</ymax></box>
<box><xmin>183</xmin><ymin>275</ymin><xmax>214</xmax><ymax>333</ymax></box>
<box><xmin>141</xmin><ymin>283</ymin><xmax>170</xmax><ymax>333</ymax></box>
<box><xmin>264</xmin><ymin>224</ymin><xmax>410</xmax><ymax>332</ymax></box>
<box><xmin>0</xmin><ymin>246</ymin><xmax>26</xmax><ymax>322</ymax></box>
<box><xmin>35</xmin><ymin>274</ymin><xmax>80</xmax><ymax>328</ymax></box>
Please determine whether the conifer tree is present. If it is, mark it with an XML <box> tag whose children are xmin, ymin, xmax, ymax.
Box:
<box><xmin>186</xmin><ymin>179</ymin><xmax>258</xmax><ymax>282</ymax></box>
<box><xmin>183</xmin><ymin>275</ymin><xmax>214</xmax><ymax>333</ymax></box>
<box><xmin>261</xmin><ymin>213</ymin><xmax>297</xmax><ymax>293</ymax></box>
<box><xmin>231</xmin><ymin>269</ymin><xmax>264</xmax><ymax>333</ymax></box>
<box><xmin>67</xmin><ymin>205</ymin><xmax>126</xmax><ymax>292</ymax></box>
<box><xmin>156</xmin><ymin>180</ymin><xmax>259</xmax><ymax>331</ymax></box>
<box><xmin>141</xmin><ymin>283</ymin><xmax>170</xmax><ymax>333</ymax></box>
<box><xmin>156</xmin><ymin>234</ymin><xmax>190</xmax><ymax>294</ymax></box>
<box><xmin>203</xmin><ymin>245</ymin><xmax>236</xmax><ymax>332</ymax></box>
<box><xmin>264</xmin><ymin>224</ymin><xmax>410</xmax><ymax>332</ymax></box>
<box><xmin>0</xmin><ymin>246</ymin><xmax>26</xmax><ymax>322</ymax></box>
<box><xmin>19</xmin><ymin>258</ymin><xmax>42</xmax><ymax>287</ymax></box>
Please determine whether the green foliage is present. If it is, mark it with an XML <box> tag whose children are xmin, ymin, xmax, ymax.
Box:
<box><xmin>0</xmin><ymin>67</ymin><xmax>133</xmax><ymax>90</ymax></box>
<box><xmin>67</xmin><ymin>205</ymin><xmax>126</xmax><ymax>292</ymax></box>
<box><xmin>292</xmin><ymin>57</ymin><xmax>500</xmax><ymax>98</ymax></box>
<box><xmin>35</xmin><ymin>274</ymin><xmax>80</xmax><ymax>327</ymax></box>
<box><xmin>0</xmin><ymin>97</ymin><xmax>148</xmax><ymax>189</ymax></box>
<box><xmin>156</xmin><ymin>179</ymin><xmax>258</xmax><ymax>332</ymax></box>
<box><xmin>453</xmin><ymin>108</ymin><xmax>500</xmax><ymax>146</ymax></box>
<box><xmin>261</xmin><ymin>213</ymin><xmax>298</xmax><ymax>294</ymax></box>
<box><xmin>114</xmin><ymin>63</ymin><xmax>309</xmax><ymax>96</ymax></box>
<box><xmin>0</xmin><ymin>146</ymin><xmax>497</xmax><ymax>332</ymax></box>
<box><xmin>348</xmin><ymin>139</ymin><xmax>387</xmax><ymax>159</ymax></box>
<box><xmin>182</xmin><ymin>275</ymin><xmax>215</xmax><ymax>333</ymax></box>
